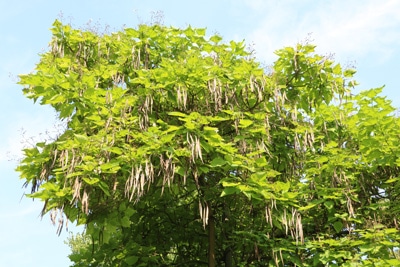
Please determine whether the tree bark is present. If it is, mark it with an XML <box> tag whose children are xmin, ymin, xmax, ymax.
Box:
<box><xmin>224</xmin><ymin>249</ymin><xmax>233</xmax><ymax>267</ymax></box>
<box><xmin>208</xmin><ymin>203</ymin><xmax>216</xmax><ymax>267</ymax></box>
<box><xmin>223</xmin><ymin>200</ymin><xmax>233</xmax><ymax>267</ymax></box>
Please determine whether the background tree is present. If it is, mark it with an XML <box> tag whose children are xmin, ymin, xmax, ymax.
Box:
<box><xmin>18</xmin><ymin>20</ymin><xmax>400</xmax><ymax>266</ymax></box>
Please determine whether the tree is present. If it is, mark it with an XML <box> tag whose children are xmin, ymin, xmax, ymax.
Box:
<box><xmin>18</xmin><ymin>20</ymin><xmax>400</xmax><ymax>266</ymax></box>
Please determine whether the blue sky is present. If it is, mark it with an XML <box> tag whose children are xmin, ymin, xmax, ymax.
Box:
<box><xmin>1</xmin><ymin>0</ymin><xmax>400</xmax><ymax>266</ymax></box>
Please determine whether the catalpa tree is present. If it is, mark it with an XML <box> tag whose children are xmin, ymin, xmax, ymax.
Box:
<box><xmin>18</xmin><ymin>20</ymin><xmax>400</xmax><ymax>266</ymax></box>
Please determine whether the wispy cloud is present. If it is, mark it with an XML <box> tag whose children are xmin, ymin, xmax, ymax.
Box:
<box><xmin>243</xmin><ymin>0</ymin><xmax>400</xmax><ymax>64</ymax></box>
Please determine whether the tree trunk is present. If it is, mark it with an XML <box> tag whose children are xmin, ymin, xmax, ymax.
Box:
<box><xmin>224</xmin><ymin>249</ymin><xmax>233</xmax><ymax>267</ymax></box>
<box><xmin>223</xmin><ymin>200</ymin><xmax>233</xmax><ymax>267</ymax></box>
<box><xmin>208</xmin><ymin>203</ymin><xmax>216</xmax><ymax>267</ymax></box>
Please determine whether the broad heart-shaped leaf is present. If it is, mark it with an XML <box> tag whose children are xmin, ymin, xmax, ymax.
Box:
<box><xmin>120</xmin><ymin>215</ymin><xmax>131</xmax><ymax>227</ymax></box>
<box><xmin>74</xmin><ymin>133</ymin><xmax>88</xmax><ymax>144</ymax></box>
<box><xmin>209</xmin><ymin>34</ymin><xmax>222</xmax><ymax>43</ymax></box>
<box><xmin>298</xmin><ymin>199</ymin><xmax>324</xmax><ymax>211</ymax></box>
<box><xmin>239</xmin><ymin>119</ymin><xmax>253</xmax><ymax>128</ymax></box>
<box><xmin>209</xmin><ymin>157</ymin><xmax>226</xmax><ymax>167</ymax></box>
<box><xmin>125</xmin><ymin>256</ymin><xmax>139</xmax><ymax>265</ymax></box>
<box><xmin>333</xmin><ymin>221</ymin><xmax>343</xmax><ymax>233</ymax></box>
<box><xmin>82</xmin><ymin>177</ymin><xmax>100</xmax><ymax>185</ymax></box>
<box><xmin>100</xmin><ymin>161</ymin><xmax>120</xmax><ymax>173</ymax></box>
<box><xmin>59</xmin><ymin>104</ymin><xmax>75</xmax><ymax>118</ymax></box>
<box><xmin>220</xmin><ymin>186</ymin><xmax>240</xmax><ymax>197</ymax></box>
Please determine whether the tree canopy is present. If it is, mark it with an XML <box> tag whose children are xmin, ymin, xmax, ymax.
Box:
<box><xmin>17</xmin><ymin>20</ymin><xmax>400</xmax><ymax>266</ymax></box>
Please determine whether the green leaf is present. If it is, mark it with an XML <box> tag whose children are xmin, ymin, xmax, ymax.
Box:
<box><xmin>298</xmin><ymin>199</ymin><xmax>324</xmax><ymax>211</ymax></box>
<box><xmin>119</xmin><ymin>202</ymin><xmax>126</xmax><ymax>212</ymax></box>
<box><xmin>59</xmin><ymin>104</ymin><xmax>75</xmax><ymax>118</ymax></box>
<box><xmin>315</xmin><ymin>156</ymin><xmax>329</xmax><ymax>164</ymax></box>
<box><xmin>324</xmin><ymin>200</ymin><xmax>334</xmax><ymax>210</ymax></box>
<box><xmin>210</xmin><ymin>34</ymin><xmax>222</xmax><ymax>43</ymax></box>
<box><xmin>74</xmin><ymin>134</ymin><xmax>88</xmax><ymax>144</ymax></box>
<box><xmin>255</xmin><ymin>157</ymin><xmax>268</xmax><ymax>167</ymax></box>
<box><xmin>210</xmin><ymin>157</ymin><xmax>226</xmax><ymax>167</ymax></box>
<box><xmin>239</xmin><ymin>119</ymin><xmax>253</xmax><ymax>128</ymax></box>
<box><xmin>82</xmin><ymin>177</ymin><xmax>100</xmax><ymax>185</ymax></box>
<box><xmin>125</xmin><ymin>256</ymin><xmax>139</xmax><ymax>265</ymax></box>
<box><xmin>106</xmin><ymin>147</ymin><xmax>123</xmax><ymax>155</ymax></box>
<box><xmin>332</xmin><ymin>64</ymin><xmax>342</xmax><ymax>75</ymax></box>
<box><xmin>120</xmin><ymin>216</ymin><xmax>131</xmax><ymax>227</ymax></box>
<box><xmin>343</xmin><ymin>68</ymin><xmax>356</xmax><ymax>77</ymax></box>
<box><xmin>220</xmin><ymin>187</ymin><xmax>240</xmax><ymax>197</ymax></box>
<box><xmin>333</xmin><ymin>221</ymin><xmax>343</xmax><ymax>233</ymax></box>
<box><xmin>196</xmin><ymin>28</ymin><xmax>206</xmax><ymax>36</ymax></box>
<box><xmin>386</xmin><ymin>259</ymin><xmax>400</xmax><ymax>265</ymax></box>
<box><xmin>98</xmin><ymin>181</ymin><xmax>110</xmax><ymax>196</ymax></box>
<box><xmin>274</xmin><ymin>181</ymin><xmax>290</xmax><ymax>192</ymax></box>
<box><xmin>100</xmin><ymin>161</ymin><xmax>120</xmax><ymax>173</ymax></box>
<box><xmin>385</xmin><ymin>177</ymin><xmax>399</xmax><ymax>183</ymax></box>
<box><xmin>168</xmin><ymin>111</ymin><xmax>187</xmax><ymax>117</ymax></box>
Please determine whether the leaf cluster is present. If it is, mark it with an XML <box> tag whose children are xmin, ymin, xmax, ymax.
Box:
<box><xmin>17</xmin><ymin>20</ymin><xmax>400</xmax><ymax>266</ymax></box>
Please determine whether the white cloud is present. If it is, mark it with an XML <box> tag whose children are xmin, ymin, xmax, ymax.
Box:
<box><xmin>243</xmin><ymin>0</ymin><xmax>400</xmax><ymax>64</ymax></box>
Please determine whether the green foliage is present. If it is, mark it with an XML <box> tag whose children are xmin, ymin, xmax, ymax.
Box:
<box><xmin>18</xmin><ymin>20</ymin><xmax>400</xmax><ymax>266</ymax></box>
